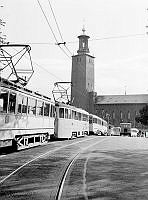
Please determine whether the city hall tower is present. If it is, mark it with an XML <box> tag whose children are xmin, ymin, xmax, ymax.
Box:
<box><xmin>71</xmin><ymin>28</ymin><xmax>95</xmax><ymax>112</ymax></box>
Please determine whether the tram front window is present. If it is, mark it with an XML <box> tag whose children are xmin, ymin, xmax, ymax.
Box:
<box><xmin>0</xmin><ymin>90</ymin><xmax>8</xmax><ymax>113</ymax></box>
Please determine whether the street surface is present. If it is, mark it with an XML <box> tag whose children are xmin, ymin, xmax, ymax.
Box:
<box><xmin>1</xmin><ymin>136</ymin><xmax>148</xmax><ymax>199</ymax></box>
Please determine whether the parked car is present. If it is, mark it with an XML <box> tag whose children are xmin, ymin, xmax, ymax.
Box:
<box><xmin>131</xmin><ymin>128</ymin><xmax>139</xmax><ymax>137</ymax></box>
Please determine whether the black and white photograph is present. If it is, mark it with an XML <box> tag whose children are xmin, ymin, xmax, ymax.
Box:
<box><xmin>1</xmin><ymin>0</ymin><xmax>148</xmax><ymax>199</ymax></box>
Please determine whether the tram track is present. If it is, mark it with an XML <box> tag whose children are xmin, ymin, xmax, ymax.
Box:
<box><xmin>0</xmin><ymin>136</ymin><xmax>109</xmax><ymax>200</ymax></box>
<box><xmin>0</xmin><ymin>137</ymin><xmax>103</xmax><ymax>185</ymax></box>
<box><xmin>55</xmin><ymin>137</ymin><xmax>109</xmax><ymax>200</ymax></box>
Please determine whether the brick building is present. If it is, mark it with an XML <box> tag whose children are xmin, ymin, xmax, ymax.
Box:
<box><xmin>95</xmin><ymin>95</ymin><xmax>148</xmax><ymax>129</ymax></box>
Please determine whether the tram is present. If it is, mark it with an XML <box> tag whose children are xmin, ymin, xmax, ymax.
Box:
<box><xmin>54</xmin><ymin>102</ymin><xmax>89</xmax><ymax>139</ymax></box>
<box><xmin>0</xmin><ymin>77</ymin><xmax>55</xmax><ymax>150</ymax></box>
<box><xmin>89</xmin><ymin>114</ymin><xmax>108</xmax><ymax>136</ymax></box>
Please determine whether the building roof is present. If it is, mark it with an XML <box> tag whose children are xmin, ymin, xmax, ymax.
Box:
<box><xmin>95</xmin><ymin>94</ymin><xmax>148</xmax><ymax>104</ymax></box>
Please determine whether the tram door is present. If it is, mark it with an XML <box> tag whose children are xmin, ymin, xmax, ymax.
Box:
<box><xmin>124</xmin><ymin>128</ymin><xmax>127</xmax><ymax>133</ymax></box>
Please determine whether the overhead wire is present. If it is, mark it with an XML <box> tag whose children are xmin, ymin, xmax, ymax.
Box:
<box><xmin>37</xmin><ymin>0</ymin><xmax>72</xmax><ymax>59</ymax></box>
<box><xmin>8</xmin><ymin>33</ymin><xmax>145</xmax><ymax>46</ymax></box>
<box><xmin>47</xmin><ymin>0</ymin><xmax>64</xmax><ymax>43</ymax></box>
<box><xmin>32</xmin><ymin>59</ymin><xmax>65</xmax><ymax>81</ymax></box>
<box><xmin>90</xmin><ymin>33</ymin><xmax>145</xmax><ymax>42</ymax></box>
<box><xmin>47</xmin><ymin>0</ymin><xmax>73</xmax><ymax>55</ymax></box>
<box><xmin>37</xmin><ymin>0</ymin><xmax>58</xmax><ymax>44</ymax></box>
<box><xmin>47</xmin><ymin>0</ymin><xmax>73</xmax><ymax>57</ymax></box>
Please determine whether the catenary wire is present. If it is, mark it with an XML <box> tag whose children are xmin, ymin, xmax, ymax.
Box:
<box><xmin>8</xmin><ymin>33</ymin><xmax>145</xmax><ymax>46</ymax></box>
<box><xmin>47</xmin><ymin>0</ymin><xmax>64</xmax><ymax>43</ymax></box>
<box><xmin>47</xmin><ymin>0</ymin><xmax>73</xmax><ymax>56</ymax></box>
<box><xmin>37</xmin><ymin>0</ymin><xmax>58</xmax><ymax>44</ymax></box>
<box><xmin>37</xmin><ymin>0</ymin><xmax>72</xmax><ymax>59</ymax></box>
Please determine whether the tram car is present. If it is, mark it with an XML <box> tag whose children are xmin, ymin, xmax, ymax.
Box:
<box><xmin>89</xmin><ymin>114</ymin><xmax>108</xmax><ymax>136</ymax></box>
<box><xmin>0</xmin><ymin>77</ymin><xmax>55</xmax><ymax>151</ymax></box>
<box><xmin>54</xmin><ymin>102</ymin><xmax>89</xmax><ymax>139</ymax></box>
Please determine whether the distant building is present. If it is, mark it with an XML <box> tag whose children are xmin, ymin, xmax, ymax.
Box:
<box><xmin>95</xmin><ymin>94</ymin><xmax>148</xmax><ymax>129</ymax></box>
<box><xmin>71</xmin><ymin>30</ymin><xmax>148</xmax><ymax>129</ymax></box>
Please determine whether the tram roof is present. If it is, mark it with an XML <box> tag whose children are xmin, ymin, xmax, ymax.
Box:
<box><xmin>89</xmin><ymin>113</ymin><xmax>106</xmax><ymax>121</ymax></box>
<box><xmin>95</xmin><ymin>94</ymin><xmax>148</xmax><ymax>104</ymax></box>
<box><xmin>55</xmin><ymin>102</ymin><xmax>89</xmax><ymax>114</ymax></box>
<box><xmin>0</xmin><ymin>77</ymin><xmax>52</xmax><ymax>102</ymax></box>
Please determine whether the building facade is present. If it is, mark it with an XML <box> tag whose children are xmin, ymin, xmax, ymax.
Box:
<box><xmin>95</xmin><ymin>95</ymin><xmax>148</xmax><ymax>129</ymax></box>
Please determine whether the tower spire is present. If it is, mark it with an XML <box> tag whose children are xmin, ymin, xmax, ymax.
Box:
<box><xmin>82</xmin><ymin>25</ymin><xmax>86</xmax><ymax>35</ymax></box>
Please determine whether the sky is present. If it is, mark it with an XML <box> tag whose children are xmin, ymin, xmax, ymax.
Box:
<box><xmin>1</xmin><ymin>0</ymin><xmax>148</xmax><ymax>99</ymax></box>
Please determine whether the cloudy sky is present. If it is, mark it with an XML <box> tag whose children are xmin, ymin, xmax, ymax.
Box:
<box><xmin>1</xmin><ymin>0</ymin><xmax>148</xmax><ymax>98</ymax></box>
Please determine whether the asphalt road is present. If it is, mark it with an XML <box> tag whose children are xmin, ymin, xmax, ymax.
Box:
<box><xmin>1</xmin><ymin>136</ymin><xmax>148</xmax><ymax>200</ymax></box>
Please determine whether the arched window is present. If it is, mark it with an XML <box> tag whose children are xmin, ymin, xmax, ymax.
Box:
<box><xmin>128</xmin><ymin>111</ymin><xmax>130</xmax><ymax>120</ymax></box>
<box><xmin>120</xmin><ymin>111</ymin><xmax>123</xmax><ymax>119</ymax></box>
<box><xmin>113</xmin><ymin>111</ymin><xmax>115</xmax><ymax>119</ymax></box>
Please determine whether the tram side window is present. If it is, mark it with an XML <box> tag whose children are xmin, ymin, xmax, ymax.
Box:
<box><xmin>28</xmin><ymin>98</ymin><xmax>36</xmax><ymax>115</ymax></box>
<box><xmin>36</xmin><ymin>100</ymin><xmax>43</xmax><ymax>116</ymax></box>
<box><xmin>83</xmin><ymin>114</ymin><xmax>88</xmax><ymax>121</ymax></box>
<box><xmin>0</xmin><ymin>90</ymin><xmax>8</xmax><ymax>113</ymax></box>
<box><xmin>17</xmin><ymin>95</ymin><xmax>23</xmax><ymax>113</ymax></box>
<box><xmin>68</xmin><ymin>109</ymin><xmax>71</xmax><ymax>119</ymax></box>
<box><xmin>72</xmin><ymin>110</ymin><xmax>75</xmax><ymax>119</ymax></box>
<box><xmin>9</xmin><ymin>93</ymin><xmax>16</xmax><ymax>113</ymax></box>
<box><xmin>65</xmin><ymin>108</ymin><xmax>68</xmax><ymax>119</ymax></box>
<box><xmin>98</xmin><ymin>119</ymin><xmax>101</xmax><ymax>125</ymax></box>
<box><xmin>82</xmin><ymin>114</ymin><xmax>86</xmax><ymax>121</ymax></box>
<box><xmin>44</xmin><ymin>103</ymin><xmax>50</xmax><ymax>116</ymax></box>
<box><xmin>86</xmin><ymin>115</ymin><xmax>88</xmax><ymax>122</ymax></box>
<box><xmin>93</xmin><ymin>118</ymin><xmax>97</xmax><ymax>124</ymax></box>
<box><xmin>22</xmin><ymin>96</ymin><xmax>27</xmax><ymax>114</ymax></box>
<box><xmin>78</xmin><ymin>113</ymin><xmax>81</xmax><ymax>121</ymax></box>
<box><xmin>18</xmin><ymin>95</ymin><xmax>27</xmax><ymax>114</ymax></box>
<box><xmin>59</xmin><ymin>108</ymin><xmax>64</xmax><ymax>118</ymax></box>
<box><xmin>75</xmin><ymin>112</ymin><xmax>78</xmax><ymax>120</ymax></box>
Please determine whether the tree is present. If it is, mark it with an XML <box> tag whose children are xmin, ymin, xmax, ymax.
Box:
<box><xmin>135</xmin><ymin>104</ymin><xmax>148</xmax><ymax>126</ymax></box>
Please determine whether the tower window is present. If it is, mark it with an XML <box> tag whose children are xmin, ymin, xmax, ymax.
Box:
<box><xmin>120</xmin><ymin>111</ymin><xmax>123</xmax><ymax>119</ymax></box>
<box><xmin>127</xmin><ymin>111</ymin><xmax>130</xmax><ymax>120</ymax></box>
<box><xmin>76</xmin><ymin>57</ymin><xmax>81</xmax><ymax>62</ymax></box>
<box><xmin>82</xmin><ymin>42</ymin><xmax>85</xmax><ymax>48</ymax></box>
<box><xmin>113</xmin><ymin>111</ymin><xmax>115</xmax><ymax>119</ymax></box>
